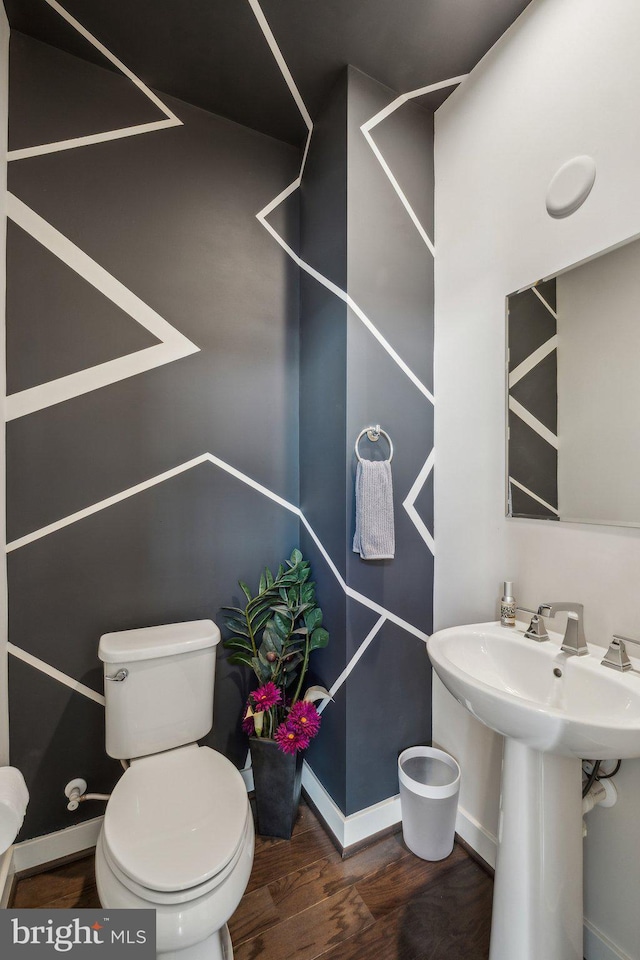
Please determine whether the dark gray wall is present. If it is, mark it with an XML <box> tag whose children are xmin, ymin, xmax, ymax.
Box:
<box><xmin>300</xmin><ymin>68</ymin><xmax>433</xmax><ymax>817</ymax></box>
<box><xmin>7</xmin><ymin>34</ymin><xmax>300</xmax><ymax>840</ymax></box>
<box><xmin>299</xmin><ymin>74</ymin><xmax>349</xmax><ymax>810</ymax></box>
<box><xmin>7</xmin><ymin>30</ymin><xmax>436</xmax><ymax>836</ymax></box>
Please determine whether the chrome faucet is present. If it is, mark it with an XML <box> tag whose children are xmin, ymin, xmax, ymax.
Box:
<box><xmin>536</xmin><ymin>602</ymin><xmax>589</xmax><ymax>656</ymax></box>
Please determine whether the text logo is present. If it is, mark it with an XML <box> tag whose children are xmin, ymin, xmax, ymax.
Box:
<box><xmin>1</xmin><ymin>910</ymin><xmax>155</xmax><ymax>957</ymax></box>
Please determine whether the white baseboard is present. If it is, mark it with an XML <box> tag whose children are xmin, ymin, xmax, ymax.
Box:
<box><xmin>455</xmin><ymin>804</ymin><xmax>497</xmax><ymax>868</ymax></box>
<box><xmin>12</xmin><ymin>816</ymin><xmax>104</xmax><ymax>875</ymax></box>
<box><xmin>0</xmin><ymin>847</ymin><xmax>15</xmax><ymax>907</ymax></box>
<box><xmin>584</xmin><ymin>920</ymin><xmax>634</xmax><ymax>960</ymax></box>
<box><xmin>301</xmin><ymin>761</ymin><xmax>401</xmax><ymax>849</ymax></box>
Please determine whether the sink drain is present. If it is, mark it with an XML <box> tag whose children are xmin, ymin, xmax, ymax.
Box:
<box><xmin>553</xmin><ymin>667</ymin><xmax>563</xmax><ymax>678</ymax></box>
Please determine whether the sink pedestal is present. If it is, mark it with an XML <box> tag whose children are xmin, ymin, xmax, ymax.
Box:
<box><xmin>489</xmin><ymin>739</ymin><xmax>583</xmax><ymax>960</ymax></box>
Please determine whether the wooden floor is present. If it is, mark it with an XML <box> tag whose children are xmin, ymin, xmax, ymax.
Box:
<box><xmin>11</xmin><ymin>802</ymin><xmax>493</xmax><ymax>960</ymax></box>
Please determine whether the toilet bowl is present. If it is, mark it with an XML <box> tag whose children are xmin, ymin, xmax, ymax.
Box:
<box><xmin>96</xmin><ymin>621</ymin><xmax>254</xmax><ymax>960</ymax></box>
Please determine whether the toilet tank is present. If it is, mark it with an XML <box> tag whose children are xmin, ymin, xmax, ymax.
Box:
<box><xmin>99</xmin><ymin>620</ymin><xmax>221</xmax><ymax>759</ymax></box>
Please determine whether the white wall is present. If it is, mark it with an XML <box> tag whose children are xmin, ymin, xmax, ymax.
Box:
<box><xmin>434</xmin><ymin>1</ymin><xmax>640</xmax><ymax>957</ymax></box>
<box><xmin>557</xmin><ymin>238</ymin><xmax>640</xmax><ymax>524</ymax></box>
<box><xmin>0</xmin><ymin>2</ymin><xmax>9</xmax><ymax>767</ymax></box>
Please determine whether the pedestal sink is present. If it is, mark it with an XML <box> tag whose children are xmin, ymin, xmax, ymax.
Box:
<box><xmin>428</xmin><ymin>620</ymin><xmax>640</xmax><ymax>960</ymax></box>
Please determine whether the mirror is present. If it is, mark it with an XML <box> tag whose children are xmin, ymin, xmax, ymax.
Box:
<box><xmin>506</xmin><ymin>233</ymin><xmax>640</xmax><ymax>527</ymax></box>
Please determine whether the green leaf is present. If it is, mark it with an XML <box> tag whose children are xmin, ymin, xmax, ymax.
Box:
<box><xmin>284</xmin><ymin>653</ymin><xmax>304</xmax><ymax>672</ymax></box>
<box><xmin>262</xmin><ymin>624</ymin><xmax>283</xmax><ymax>654</ymax></box>
<box><xmin>277</xmin><ymin>564</ymin><xmax>285</xmax><ymax>578</ymax></box>
<box><xmin>310</xmin><ymin>627</ymin><xmax>329</xmax><ymax>651</ymax></box>
<box><xmin>251</xmin><ymin>608</ymin><xmax>273</xmax><ymax>634</ymax></box>
<box><xmin>265</xmin><ymin>567</ymin><xmax>274</xmax><ymax>588</ymax></box>
<box><xmin>273</xmin><ymin>611</ymin><xmax>293</xmax><ymax>640</ymax></box>
<box><xmin>227</xmin><ymin>651</ymin><xmax>254</xmax><ymax>669</ymax></box>
<box><xmin>304</xmin><ymin>607</ymin><xmax>322</xmax><ymax>633</ymax></box>
<box><xmin>221</xmin><ymin>605</ymin><xmax>246</xmax><ymax>616</ymax></box>
<box><xmin>223</xmin><ymin>637</ymin><xmax>253</xmax><ymax>652</ymax></box>
<box><xmin>258</xmin><ymin>571</ymin><xmax>266</xmax><ymax>595</ymax></box>
<box><xmin>239</xmin><ymin>581</ymin><xmax>252</xmax><ymax>602</ymax></box>
<box><xmin>224</xmin><ymin>618</ymin><xmax>250</xmax><ymax>638</ymax></box>
<box><xmin>287</xmin><ymin>586</ymin><xmax>298</xmax><ymax>607</ymax></box>
<box><xmin>251</xmin><ymin>656</ymin><xmax>270</xmax><ymax>682</ymax></box>
<box><xmin>290</xmin><ymin>548</ymin><xmax>303</xmax><ymax>565</ymax></box>
<box><xmin>300</xmin><ymin>584</ymin><xmax>315</xmax><ymax>605</ymax></box>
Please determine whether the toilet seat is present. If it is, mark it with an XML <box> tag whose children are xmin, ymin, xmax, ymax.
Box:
<box><xmin>103</xmin><ymin>744</ymin><xmax>248</xmax><ymax>896</ymax></box>
<box><xmin>101</xmin><ymin>809</ymin><xmax>252</xmax><ymax>905</ymax></box>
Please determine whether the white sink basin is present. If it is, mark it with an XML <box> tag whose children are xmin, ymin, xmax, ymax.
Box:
<box><xmin>428</xmin><ymin>619</ymin><xmax>640</xmax><ymax>960</ymax></box>
<box><xmin>428</xmin><ymin>620</ymin><xmax>640</xmax><ymax>758</ymax></box>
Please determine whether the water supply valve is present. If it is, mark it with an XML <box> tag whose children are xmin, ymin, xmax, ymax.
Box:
<box><xmin>64</xmin><ymin>778</ymin><xmax>87</xmax><ymax>812</ymax></box>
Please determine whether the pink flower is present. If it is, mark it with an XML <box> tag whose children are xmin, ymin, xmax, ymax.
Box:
<box><xmin>288</xmin><ymin>700</ymin><xmax>321</xmax><ymax>739</ymax></box>
<box><xmin>250</xmin><ymin>682</ymin><xmax>282</xmax><ymax>712</ymax></box>
<box><xmin>241</xmin><ymin>707</ymin><xmax>255</xmax><ymax>736</ymax></box>
<box><xmin>275</xmin><ymin>721</ymin><xmax>310</xmax><ymax>755</ymax></box>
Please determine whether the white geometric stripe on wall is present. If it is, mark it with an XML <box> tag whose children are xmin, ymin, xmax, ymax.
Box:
<box><xmin>6</xmin><ymin>451</ymin><xmax>429</xmax><ymax>643</ymax></box>
<box><xmin>7</xmin><ymin>0</ymin><xmax>182</xmax><ymax>162</ymax></box>
<box><xmin>402</xmin><ymin>449</ymin><xmax>435</xmax><ymax>555</ymax></box>
<box><xmin>248</xmin><ymin>0</ymin><xmax>441</xmax><ymax>560</ymax></box>
<box><xmin>508</xmin><ymin>334</ymin><xmax>557</xmax><ymax>389</ymax></box>
<box><xmin>6</xmin><ymin>454</ymin><xmax>429</xmax><ymax>710</ymax></box>
<box><xmin>508</xmin><ymin>395</ymin><xmax>558</xmax><ymax>449</ymax></box>
<box><xmin>317</xmin><ymin>615</ymin><xmax>386</xmax><ymax>715</ymax></box>
<box><xmin>532</xmin><ymin>284</ymin><xmax>557</xmax><ymax>319</ymax></box>
<box><xmin>508</xmin><ymin>477</ymin><xmax>559</xmax><ymax>517</ymax></box>
<box><xmin>7</xmin><ymin>643</ymin><xmax>105</xmax><ymax>706</ymax></box>
<box><xmin>5</xmin><ymin>194</ymin><xmax>200</xmax><ymax>421</ymax></box>
<box><xmin>360</xmin><ymin>76</ymin><xmax>467</xmax><ymax>258</ymax></box>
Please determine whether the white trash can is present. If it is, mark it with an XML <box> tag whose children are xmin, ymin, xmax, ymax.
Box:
<box><xmin>398</xmin><ymin>746</ymin><xmax>460</xmax><ymax>861</ymax></box>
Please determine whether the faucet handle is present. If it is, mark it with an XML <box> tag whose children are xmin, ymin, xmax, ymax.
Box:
<box><xmin>524</xmin><ymin>614</ymin><xmax>549</xmax><ymax>643</ymax></box>
<box><xmin>602</xmin><ymin>634</ymin><xmax>640</xmax><ymax>672</ymax></box>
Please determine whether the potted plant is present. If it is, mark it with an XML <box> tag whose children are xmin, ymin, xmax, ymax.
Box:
<box><xmin>222</xmin><ymin>549</ymin><xmax>330</xmax><ymax>838</ymax></box>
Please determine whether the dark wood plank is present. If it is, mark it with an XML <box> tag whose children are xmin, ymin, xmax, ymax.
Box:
<box><xmin>356</xmin><ymin>843</ymin><xmax>467</xmax><ymax>919</ymax></box>
<box><xmin>228</xmin><ymin>884</ymin><xmax>280</xmax><ymax>945</ymax></box>
<box><xmin>268</xmin><ymin>832</ymin><xmax>410</xmax><ymax>921</ymax></box>
<box><xmin>393</xmin><ymin>857</ymin><xmax>492</xmax><ymax>960</ymax></box>
<box><xmin>252</xmin><ymin>799</ymin><xmax>322</xmax><ymax>854</ymax></box>
<box><xmin>247</xmin><ymin>821</ymin><xmax>336</xmax><ymax>893</ymax></box>
<box><xmin>319</xmin><ymin>857</ymin><xmax>492</xmax><ymax>960</ymax></box>
<box><xmin>234</xmin><ymin>885</ymin><xmax>375</xmax><ymax>960</ymax></box>
<box><xmin>11</xmin><ymin>856</ymin><xmax>97</xmax><ymax>909</ymax></box>
<box><xmin>315</xmin><ymin>905</ymin><xmax>408</xmax><ymax>960</ymax></box>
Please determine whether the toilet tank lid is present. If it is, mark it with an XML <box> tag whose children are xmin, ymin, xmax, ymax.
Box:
<box><xmin>99</xmin><ymin>620</ymin><xmax>221</xmax><ymax>663</ymax></box>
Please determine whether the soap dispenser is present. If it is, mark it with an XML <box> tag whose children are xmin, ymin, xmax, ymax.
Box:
<box><xmin>501</xmin><ymin>581</ymin><xmax>516</xmax><ymax>627</ymax></box>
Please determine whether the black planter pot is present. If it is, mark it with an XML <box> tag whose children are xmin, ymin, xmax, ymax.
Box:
<box><xmin>250</xmin><ymin>737</ymin><xmax>304</xmax><ymax>840</ymax></box>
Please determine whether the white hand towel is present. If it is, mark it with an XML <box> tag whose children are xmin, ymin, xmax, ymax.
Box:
<box><xmin>353</xmin><ymin>459</ymin><xmax>395</xmax><ymax>560</ymax></box>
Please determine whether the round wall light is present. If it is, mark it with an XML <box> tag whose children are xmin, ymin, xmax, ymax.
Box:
<box><xmin>545</xmin><ymin>155</ymin><xmax>596</xmax><ymax>219</ymax></box>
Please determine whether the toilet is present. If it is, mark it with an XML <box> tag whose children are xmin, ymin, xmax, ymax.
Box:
<box><xmin>95</xmin><ymin>620</ymin><xmax>254</xmax><ymax>960</ymax></box>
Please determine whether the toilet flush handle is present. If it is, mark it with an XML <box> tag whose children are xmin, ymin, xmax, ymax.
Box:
<box><xmin>105</xmin><ymin>669</ymin><xmax>129</xmax><ymax>682</ymax></box>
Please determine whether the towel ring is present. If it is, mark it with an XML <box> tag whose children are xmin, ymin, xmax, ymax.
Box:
<box><xmin>355</xmin><ymin>425</ymin><xmax>394</xmax><ymax>463</ymax></box>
